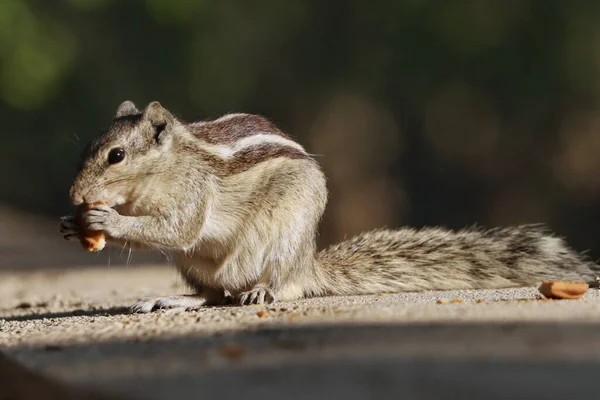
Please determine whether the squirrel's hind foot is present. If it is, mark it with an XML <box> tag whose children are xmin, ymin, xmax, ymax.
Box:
<box><xmin>129</xmin><ymin>295</ymin><xmax>205</xmax><ymax>313</ymax></box>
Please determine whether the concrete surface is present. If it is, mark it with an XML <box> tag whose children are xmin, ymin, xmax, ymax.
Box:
<box><xmin>2</xmin><ymin>266</ymin><xmax>600</xmax><ymax>399</ymax></box>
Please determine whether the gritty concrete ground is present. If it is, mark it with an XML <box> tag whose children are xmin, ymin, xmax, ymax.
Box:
<box><xmin>2</xmin><ymin>265</ymin><xmax>600</xmax><ymax>399</ymax></box>
<box><xmin>2</xmin><ymin>207</ymin><xmax>600</xmax><ymax>399</ymax></box>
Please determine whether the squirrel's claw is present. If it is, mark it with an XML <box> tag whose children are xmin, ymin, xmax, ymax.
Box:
<box><xmin>59</xmin><ymin>215</ymin><xmax>79</xmax><ymax>241</ymax></box>
<box><xmin>239</xmin><ymin>287</ymin><xmax>276</xmax><ymax>305</ymax></box>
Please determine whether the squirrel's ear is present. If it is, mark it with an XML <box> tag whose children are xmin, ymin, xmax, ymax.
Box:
<box><xmin>115</xmin><ymin>100</ymin><xmax>139</xmax><ymax>117</ymax></box>
<box><xmin>143</xmin><ymin>101</ymin><xmax>174</xmax><ymax>143</ymax></box>
<box><xmin>143</xmin><ymin>101</ymin><xmax>174</xmax><ymax>125</ymax></box>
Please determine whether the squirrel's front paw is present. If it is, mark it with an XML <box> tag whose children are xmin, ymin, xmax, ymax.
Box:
<box><xmin>84</xmin><ymin>204</ymin><xmax>121</xmax><ymax>236</ymax></box>
<box><xmin>59</xmin><ymin>215</ymin><xmax>80</xmax><ymax>241</ymax></box>
<box><xmin>239</xmin><ymin>287</ymin><xmax>276</xmax><ymax>305</ymax></box>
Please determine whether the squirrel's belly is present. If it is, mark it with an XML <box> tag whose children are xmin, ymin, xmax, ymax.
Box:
<box><xmin>173</xmin><ymin>253</ymin><xmax>261</xmax><ymax>292</ymax></box>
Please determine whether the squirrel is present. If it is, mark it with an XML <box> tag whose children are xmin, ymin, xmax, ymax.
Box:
<box><xmin>59</xmin><ymin>100</ymin><xmax>599</xmax><ymax>313</ymax></box>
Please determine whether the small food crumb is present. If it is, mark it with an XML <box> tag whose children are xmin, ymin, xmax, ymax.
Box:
<box><xmin>437</xmin><ymin>298</ymin><xmax>463</xmax><ymax>304</ymax></box>
<box><xmin>476</xmin><ymin>299</ymin><xmax>485</xmax><ymax>304</ymax></box>
<box><xmin>219</xmin><ymin>344</ymin><xmax>245</xmax><ymax>360</ymax></box>
<box><xmin>256</xmin><ymin>310</ymin><xmax>269</xmax><ymax>318</ymax></box>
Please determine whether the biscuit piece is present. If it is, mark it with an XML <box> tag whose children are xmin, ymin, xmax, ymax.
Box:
<box><xmin>76</xmin><ymin>201</ymin><xmax>107</xmax><ymax>252</ymax></box>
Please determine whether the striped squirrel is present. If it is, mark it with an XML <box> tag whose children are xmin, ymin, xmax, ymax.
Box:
<box><xmin>60</xmin><ymin>101</ymin><xmax>599</xmax><ymax>312</ymax></box>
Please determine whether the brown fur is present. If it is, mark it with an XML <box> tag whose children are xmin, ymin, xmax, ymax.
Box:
<box><xmin>190</xmin><ymin>113</ymin><xmax>292</xmax><ymax>144</ymax></box>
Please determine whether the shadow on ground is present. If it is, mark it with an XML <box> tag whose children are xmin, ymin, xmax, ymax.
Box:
<box><xmin>3</xmin><ymin>307</ymin><xmax>132</xmax><ymax>322</ymax></box>
<box><xmin>5</xmin><ymin>322</ymin><xmax>600</xmax><ymax>400</ymax></box>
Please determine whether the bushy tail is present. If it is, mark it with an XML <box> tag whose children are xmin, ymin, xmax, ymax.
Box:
<box><xmin>315</xmin><ymin>224</ymin><xmax>599</xmax><ymax>296</ymax></box>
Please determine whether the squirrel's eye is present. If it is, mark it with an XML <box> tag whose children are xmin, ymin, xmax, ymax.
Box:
<box><xmin>107</xmin><ymin>148</ymin><xmax>125</xmax><ymax>165</ymax></box>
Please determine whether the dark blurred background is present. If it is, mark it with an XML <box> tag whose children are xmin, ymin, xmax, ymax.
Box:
<box><xmin>1</xmin><ymin>0</ymin><xmax>600</xmax><ymax>267</ymax></box>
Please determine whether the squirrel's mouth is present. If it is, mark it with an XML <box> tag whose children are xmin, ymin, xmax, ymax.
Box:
<box><xmin>79</xmin><ymin>198</ymin><xmax>117</xmax><ymax>208</ymax></box>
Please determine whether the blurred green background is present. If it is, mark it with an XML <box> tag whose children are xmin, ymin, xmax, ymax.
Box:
<box><xmin>1</xmin><ymin>0</ymin><xmax>600</xmax><ymax>258</ymax></box>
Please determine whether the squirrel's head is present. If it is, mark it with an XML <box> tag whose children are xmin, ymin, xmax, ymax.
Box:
<box><xmin>69</xmin><ymin>100</ymin><xmax>178</xmax><ymax>206</ymax></box>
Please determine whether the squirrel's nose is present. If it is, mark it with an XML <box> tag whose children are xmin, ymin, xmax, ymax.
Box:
<box><xmin>69</xmin><ymin>185</ymin><xmax>84</xmax><ymax>206</ymax></box>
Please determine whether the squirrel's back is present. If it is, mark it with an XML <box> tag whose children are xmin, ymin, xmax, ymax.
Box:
<box><xmin>316</xmin><ymin>224</ymin><xmax>599</xmax><ymax>296</ymax></box>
